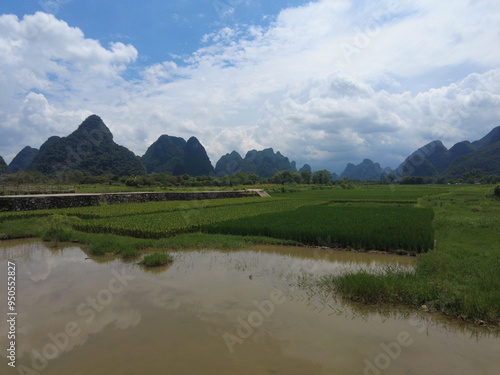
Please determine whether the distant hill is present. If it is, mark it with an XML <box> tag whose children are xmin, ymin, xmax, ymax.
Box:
<box><xmin>215</xmin><ymin>148</ymin><xmax>297</xmax><ymax>178</ymax></box>
<box><xmin>141</xmin><ymin>135</ymin><xmax>214</xmax><ymax>176</ymax></box>
<box><xmin>0</xmin><ymin>156</ymin><xmax>11</xmax><ymax>174</ymax></box>
<box><xmin>299</xmin><ymin>164</ymin><xmax>312</xmax><ymax>172</ymax></box>
<box><xmin>28</xmin><ymin>115</ymin><xmax>146</xmax><ymax>176</ymax></box>
<box><xmin>4</xmin><ymin>116</ymin><xmax>498</xmax><ymax>180</ymax></box>
<box><xmin>9</xmin><ymin>146</ymin><xmax>38</xmax><ymax>173</ymax></box>
<box><xmin>395</xmin><ymin>140</ymin><xmax>448</xmax><ymax>177</ymax></box>
<box><xmin>471</xmin><ymin>126</ymin><xmax>500</xmax><ymax>149</ymax></box>
<box><xmin>340</xmin><ymin>159</ymin><xmax>387</xmax><ymax>180</ymax></box>
<box><xmin>443</xmin><ymin>142</ymin><xmax>500</xmax><ymax>178</ymax></box>
<box><xmin>396</xmin><ymin>126</ymin><xmax>500</xmax><ymax>178</ymax></box>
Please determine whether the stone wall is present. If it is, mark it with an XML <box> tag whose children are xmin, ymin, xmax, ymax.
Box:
<box><xmin>0</xmin><ymin>191</ymin><xmax>259</xmax><ymax>212</ymax></box>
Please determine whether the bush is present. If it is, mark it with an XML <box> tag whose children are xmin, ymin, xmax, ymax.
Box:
<box><xmin>125</xmin><ymin>178</ymin><xmax>137</xmax><ymax>187</ymax></box>
<box><xmin>493</xmin><ymin>185</ymin><xmax>500</xmax><ymax>200</ymax></box>
<box><xmin>139</xmin><ymin>252</ymin><xmax>173</xmax><ymax>267</ymax></box>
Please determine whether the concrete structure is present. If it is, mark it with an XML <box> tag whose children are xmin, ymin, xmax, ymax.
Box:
<box><xmin>0</xmin><ymin>191</ymin><xmax>261</xmax><ymax>212</ymax></box>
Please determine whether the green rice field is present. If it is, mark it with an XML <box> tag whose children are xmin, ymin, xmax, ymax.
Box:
<box><xmin>203</xmin><ymin>204</ymin><xmax>434</xmax><ymax>252</ymax></box>
<box><xmin>0</xmin><ymin>184</ymin><xmax>498</xmax><ymax>325</ymax></box>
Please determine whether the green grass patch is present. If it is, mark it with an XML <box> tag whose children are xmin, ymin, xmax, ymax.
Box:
<box><xmin>320</xmin><ymin>186</ymin><xmax>500</xmax><ymax>325</ymax></box>
<box><xmin>73</xmin><ymin>198</ymin><xmax>316</xmax><ymax>239</ymax></box>
<box><xmin>157</xmin><ymin>232</ymin><xmax>300</xmax><ymax>249</ymax></box>
<box><xmin>275</xmin><ymin>185</ymin><xmax>447</xmax><ymax>202</ymax></box>
<box><xmin>321</xmin><ymin>267</ymin><xmax>434</xmax><ymax>305</ymax></box>
<box><xmin>0</xmin><ymin>217</ymin><xmax>43</xmax><ymax>239</ymax></box>
<box><xmin>139</xmin><ymin>252</ymin><xmax>174</xmax><ymax>267</ymax></box>
<box><xmin>1</xmin><ymin>216</ymin><xmax>299</xmax><ymax>256</ymax></box>
<box><xmin>203</xmin><ymin>205</ymin><xmax>434</xmax><ymax>252</ymax></box>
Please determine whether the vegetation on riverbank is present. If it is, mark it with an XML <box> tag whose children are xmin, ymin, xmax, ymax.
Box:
<box><xmin>139</xmin><ymin>252</ymin><xmax>174</xmax><ymax>267</ymax></box>
<box><xmin>320</xmin><ymin>185</ymin><xmax>500</xmax><ymax>325</ymax></box>
<box><xmin>0</xmin><ymin>184</ymin><xmax>498</xmax><ymax>326</ymax></box>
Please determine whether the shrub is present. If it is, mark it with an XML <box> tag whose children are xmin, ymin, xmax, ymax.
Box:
<box><xmin>139</xmin><ymin>252</ymin><xmax>173</xmax><ymax>267</ymax></box>
<box><xmin>493</xmin><ymin>185</ymin><xmax>500</xmax><ymax>200</ymax></box>
<box><xmin>125</xmin><ymin>178</ymin><xmax>137</xmax><ymax>187</ymax></box>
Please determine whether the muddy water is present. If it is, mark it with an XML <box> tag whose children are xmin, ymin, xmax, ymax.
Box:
<box><xmin>0</xmin><ymin>240</ymin><xmax>498</xmax><ymax>375</ymax></box>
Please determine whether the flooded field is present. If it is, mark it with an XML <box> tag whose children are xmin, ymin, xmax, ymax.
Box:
<box><xmin>1</xmin><ymin>240</ymin><xmax>498</xmax><ymax>375</ymax></box>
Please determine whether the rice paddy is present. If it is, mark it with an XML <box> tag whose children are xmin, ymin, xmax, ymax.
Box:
<box><xmin>0</xmin><ymin>184</ymin><xmax>498</xmax><ymax>325</ymax></box>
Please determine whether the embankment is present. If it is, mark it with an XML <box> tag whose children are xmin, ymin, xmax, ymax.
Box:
<box><xmin>0</xmin><ymin>191</ymin><xmax>259</xmax><ymax>212</ymax></box>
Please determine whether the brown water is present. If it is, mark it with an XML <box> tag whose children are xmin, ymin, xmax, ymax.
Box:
<box><xmin>0</xmin><ymin>240</ymin><xmax>498</xmax><ymax>375</ymax></box>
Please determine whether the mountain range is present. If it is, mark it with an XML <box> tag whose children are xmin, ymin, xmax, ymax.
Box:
<box><xmin>141</xmin><ymin>135</ymin><xmax>214</xmax><ymax>176</ymax></box>
<box><xmin>340</xmin><ymin>159</ymin><xmax>392</xmax><ymax>180</ymax></box>
<box><xmin>8</xmin><ymin>146</ymin><xmax>38</xmax><ymax>173</ymax></box>
<box><xmin>338</xmin><ymin>126</ymin><xmax>500</xmax><ymax>180</ymax></box>
<box><xmin>1</xmin><ymin>115</ymin><xmax>499</xmax><ymax>180</ymax></box>
<box><xmin>0</xmin><ymin>156</ymin><xmax>10</xmax><ymax>175</ymax></box>
<box><xmin>394</xmin><ymin>126</ymin><xmax>500</xmax><ymax>179</ymax></box>
<box><xmin>215</xmin><ymin>149</ymin><xmax>299</xmax><ymax>178</ymax></box>
<box><xmin>27</xmin><ymin>115</ymin><xmax>146</xmax><ymax>176</ymax></box>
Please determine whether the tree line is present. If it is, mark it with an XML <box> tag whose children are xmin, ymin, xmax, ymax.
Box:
<box><xmin>1</xmin><ymin>168</ymin><xmax>499</xmax><ymax>194</ymax></box>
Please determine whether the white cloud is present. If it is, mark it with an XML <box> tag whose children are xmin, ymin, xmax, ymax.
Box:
<box><xmin>1</xmin><ymin>1</ymin><xmax>499</xmax><ymax>173</ymax></box>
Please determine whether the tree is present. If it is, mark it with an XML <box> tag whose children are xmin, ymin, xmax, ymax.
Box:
<box><xmin>337</xmin><ymin>178</ymin><xmax>355</xmax><ymax>189</ymax></box>
<box><xmin>125</xmin><ymin>178</ymin><xmax>137</xmax><ymax>187</ymax></box>
<box><xmin>400</xmin><ymin>176</ymin><xmax>424</xmax><ymax>185</ymax></box>
<box><xmin>493</xmin><ymin>185</ymin><xmax>500</xmax><ymax>200</ymax></box>
<box><xmin>247</xmin><ymin>173</ymin><xmax>262</xmax><ymax>185</ymax></box>
<box><xmin>300</xmin><ymin>169</ymin><xmax>312</xmax><ymax>184</ymax></box>
<box><xmin>312</xmin><ymin>170</ymin><xmax>332</xmax><ymax>185</ymax></box>
<box><xmin>271</xmin><ymin>170</ymin><xmax>301</xmax><ymax>185</ymax></box>
<box><xmin>385</xmin><ymin>173</ymin><xmax>397</xmax><ymax>184</ymax></box>
<box><xmin>461</xmin><ymin>169</ymin><xmax>482</xmax><ymax>184</ymax></box>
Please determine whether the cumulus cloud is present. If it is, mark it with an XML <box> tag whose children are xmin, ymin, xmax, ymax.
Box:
<box><xmin>1</xmin><ymin>1</ymin><xmax>499</xmax><ymax>172</ymax></box>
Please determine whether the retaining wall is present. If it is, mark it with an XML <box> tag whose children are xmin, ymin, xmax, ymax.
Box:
<box><xmin>0</xmin><ymin>191</ymin><xmax>259</xmax><ymax>212</ymax></box>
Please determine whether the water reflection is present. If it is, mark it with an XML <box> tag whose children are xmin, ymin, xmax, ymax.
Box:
<box><xmin>0</xmin><ymin>240</ymin><xmax>498</xmax><ymax>375</ymax></box>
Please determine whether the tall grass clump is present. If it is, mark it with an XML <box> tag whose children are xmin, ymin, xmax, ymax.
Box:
<box><xmin>321</xmin><ymin>267</ymin><xmax>436</xmax><ymax>306</ymax></box>
<box><xmin>139</xmin><ymin>252</ymin><xmax>174</xmax><ymax>267</ymax></box>
<box><xmin>320</xmin><ymin>186</ymin><xmax>500</xmax><ymax>325</ymax></box>
<box><xmin>41</xmin><ymin>214</ymin><xmax>78</xmax><ymax>245</ymax></box>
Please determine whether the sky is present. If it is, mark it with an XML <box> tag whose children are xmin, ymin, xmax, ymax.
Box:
<box><xmin>1</xmin><ymin>0</ymin><xmax>499</xmax><ymax>173</ymax></box>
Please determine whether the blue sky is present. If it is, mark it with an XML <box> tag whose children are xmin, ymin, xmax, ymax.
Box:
<box><xmin>2</xmin><ymin>1</ymin><xmax>299</xmax><ymax>64</ymax></box>
<box><xmin>1</xmin><ymin>0</ymin><xmax>499</xmax><ymax>173</ymax></box>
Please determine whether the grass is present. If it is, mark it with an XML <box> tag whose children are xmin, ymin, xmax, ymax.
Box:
<box><xmin>0</xmin><ymin>184</ymin><xmax>498</xmax><ymax>326</ymax></box>
<box><xmin>202</xmin><ymin>204</ymin><xmax>434</xmax><ymax>252</ymax></box>
<box><xmin>0</xmin><ymin>214</ymin><xmax>299</xmax><ymax>258</ymax></box>
<box><xmin>321</xmin><ymin>267</ymin><xmax>434</xmax><ymax>305</ymax></box>
<box><xmin>320</xmin><ymin>186</ymin><xmax>500</xmax><ymax>325</ymax></box>
<box><xmin>72</xmin><ymin>198</ymin><xmax>316</xmax><ymax>239</ymax></box>
<box><xmin>277</xmin><ymin>184</ymin><xmax>448</xmax><ymax>202</ymax></box>
<box><xmin>139</xmin><ymin>252</ymin><xmax>174</xmax><ymax>267</ymax></box>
